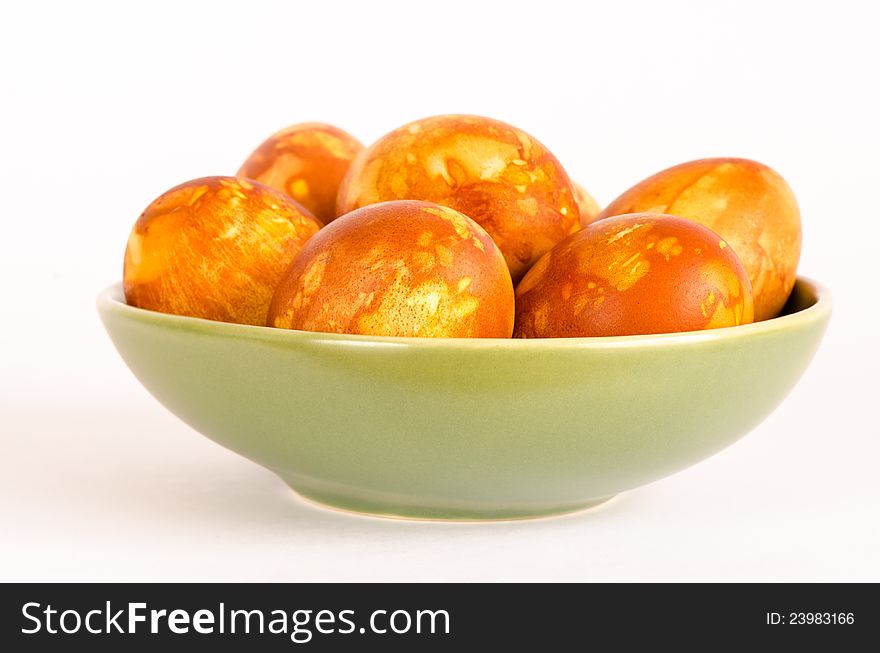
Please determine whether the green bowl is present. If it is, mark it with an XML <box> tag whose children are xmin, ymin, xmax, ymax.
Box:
<box><xmin>98</xmin><ymin>277</ymin><xmax>830</xmax><ymax>520</ymax></box>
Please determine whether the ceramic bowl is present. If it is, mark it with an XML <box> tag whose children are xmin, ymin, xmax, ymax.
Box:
<box><xmin>98</xmin><ymin>277</ymin><xmax>830</xmax><ymax>520</ymax></box>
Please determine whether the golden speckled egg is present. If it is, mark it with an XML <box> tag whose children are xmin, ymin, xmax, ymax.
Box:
<box><xmin>268</xmin><ymin>200</ymin><xmax>514</xmax><ymax>337</ymax></box>
<box><xmin>598</xmin><ymin>158</ymin><xmax>800</xmax><ymax>321</ymax></box>
<box><xmin>238</xmin><ymin>122</ymin><xmax>363</xmax><ymax>225</ymax></box>
<box><xmin>514</xmin><ymin>213</ymin><xmax>754</xmax><ymax>337</ymax></box>
<box><xmin>573</xmin><ymin>182</ymin><xmax>601</xmax><ymax>227</ymax></box>
<box><xmin>124</xmin><ymin>176</ymin><xmax>321</xmax><ymax>326</ymax></box>
<box><xmin>336</xmin><ymin>115</ymin><xmax>579</xmax><ymax>283</ymax></box>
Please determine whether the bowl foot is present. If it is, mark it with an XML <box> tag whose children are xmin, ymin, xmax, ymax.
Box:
<box><xmin>283</xmin><ymin>477</ymin><xmax>615</xmax><ymax>522</ymax></box>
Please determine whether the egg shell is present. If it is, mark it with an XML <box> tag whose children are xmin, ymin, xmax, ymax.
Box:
<box><xmin>514</xmin><ymin>213</ymin><xmax>754</xmax><ymax>338</ymax></box>
<box><xmin>598</xmin><ymin>158</ymin><xmax>800</xmax><ymax>321</ymax></box>
<box><xmin>124</xmin><ymin>176</ymin><xmax>321</xmax><ymax>326</ymax></box>
<box><xmin>573</xmin><ymin>182</ymin><xmax>601</xmax><ymax>227</ymax></box>
<box><xmin>336</xmin><ymin>114</ymin><xmax>579</xmax><ymax>283</ymax></box>
<box><xmin>238</xmin><ymin>122</ymin><xmax>363</xmax><ymax>225</ymax></box>
<box><xmin>268</xmin><ymin>200</ymin><xmax>514</xmax><ymax>337</ymax></box>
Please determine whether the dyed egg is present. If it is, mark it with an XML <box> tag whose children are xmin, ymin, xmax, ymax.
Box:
<box><xmin>268</xmin><ymin>200</ymin><xmax>514</xmax><ymax>337</ymax></box>
<box><xmin>336</xmin><ymin>114</ymin><xmax>579</xmax><ymax>283</ymax></box>
<box><xmin>514</xmin><ymin>213</ymin><xmax>754</xmax><ymax>338</ymax></box>
<box><xmin>598</xmin><ymin>158</ymin><xmax>800</xmax><ymax>321</ymax></box>
<box><xmin>238</xmin><ymin>122</ymin><xmax>363</xmax><ymax>225</ymax></box>
<box><xmin>124</xmin><ymin>176</ymin><xmax>321</xmax><ymax>326</ymax></box>
<box><xmin>573</xmin><ymin>182</ymin><xmax>601</xmax><ymax>227</ymax></box>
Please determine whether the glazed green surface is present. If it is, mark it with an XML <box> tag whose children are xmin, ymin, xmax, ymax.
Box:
<box><xmin>98</xmin><ymin>278</ymin><xmax>830</xmax><ymax>520</ymax></box>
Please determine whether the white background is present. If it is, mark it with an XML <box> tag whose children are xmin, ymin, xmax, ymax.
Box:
<box><xmin>2</xmin><ymin>0</ymin><xmax>878</xmax><ymax>581</ymax></box>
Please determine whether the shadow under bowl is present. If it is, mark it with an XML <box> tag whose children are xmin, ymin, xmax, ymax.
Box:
<box><xmin>98</xmin><ymin>277</ymin><xmax>830</xmax><ymax>520</ymax></box>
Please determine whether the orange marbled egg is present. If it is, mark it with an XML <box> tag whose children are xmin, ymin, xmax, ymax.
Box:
<box><xmin>124</xmin><ymin>176</ymin><xmax>321</xmax><ymax>326</ymax></box>
<box><xmin>268</xmin><ymin>200</ymin><xmax>514</xmax><ymax>337</ymax></box>
<box><xmin>598</xmin><ymin>158</ymin><xmax>800</xmax><ymax>321</ymax></box>
<box><xmin>238</xmin><ymin>122</ymin><xmax>363</xmax><ymax>225</ymax></box>
<box><xmin>336</xmin><ymin>115</ymin><xmax>579</xmax><ymax>283</ymax></box>
<box><xmin>573</xmin><ymin>182</ymin><xmax>601</xmax><ymax>227</ymax></box>
<box><xmin>514</xmin><ymin>213</ymin><xmax>754</xmax><ymax>338</ymax></box>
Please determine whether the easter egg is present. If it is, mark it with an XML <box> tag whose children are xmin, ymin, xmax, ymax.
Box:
<box><xmin>238</xmin><ymin>122</ymin><xmax>363</xmax><ymax>225</ymax></box>
<box><xmin>573</xmin><ymin>182</ymin><xmax>601</xmax><ymax>227</ymax></box>
<box><xmin>268</xmin><ymin>200</ymin><xmax>514</xmax><ymax>337</ymax></box>
<box><xmin>336</xmin><ymin>114</ymin><xmax>579</xmax><ymax>282</ymax></box>
<box><xmin>598</xmin><ymin>158</ymin><xmax>800</xmax><ymax>320</ymax></box>
<box><xmin>514</xmin><ymin>213</ymin><xmax>754</xmax><ymax>337</ymax></box>
<box><xmin>124</xmin><ymin>176</ymin><xmax>320</xmax><ymax>326</ymax></box>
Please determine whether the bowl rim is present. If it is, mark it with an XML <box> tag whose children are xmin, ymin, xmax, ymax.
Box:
<box><xmin>98</xmin><ymin>276</ymin><xmax>831</xmax><ymax>350</ymax></box>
